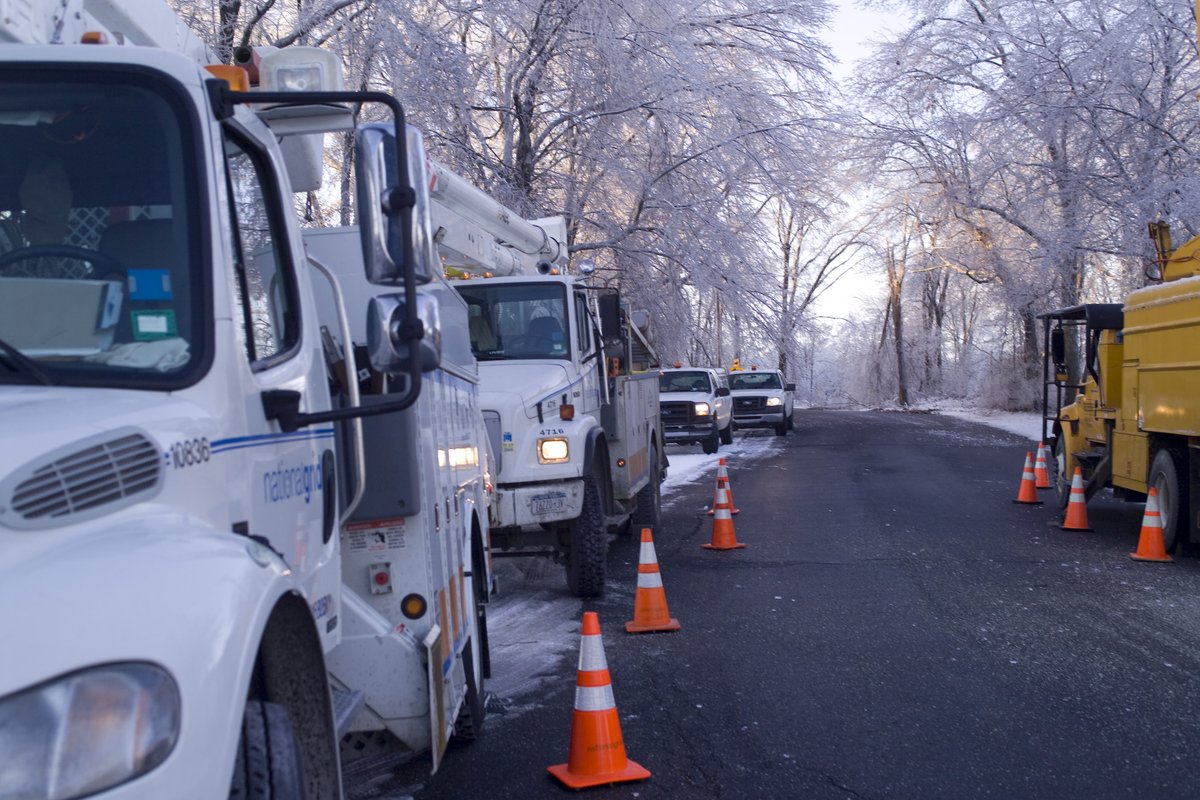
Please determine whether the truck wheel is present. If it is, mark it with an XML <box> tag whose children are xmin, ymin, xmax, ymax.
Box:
<box><xmin>786</xmin><ymin>413</ymin><xmax>794</xmax><ymax>431</ymax></box>
<box><xmin>631</xmin><ymin>444</ymin><xmax>662</xmax><ymax>528</ymax></box>
<box><xmin>1052</xmin><ymin>435</ymin><xmax>1072</xmax><ymax>510</ymax></box>
<box><xmin>566</xmin><ymin>474</ymin><xmax>608</xmax><ymax>597</ymax></box>
<box><xmin>1149</xmin><ymin>448</ymin><xmax>1188</xmax><ymax>553</ymax></box>
<box><xmin>453</xmin><ymin>636</ymin><xmax>486</xmax><ymax>741</ymax></box>
<box><xmin>774</xmin><ymin>419</ymin><xmax>787</xmax><ymax>436</ymax></box>
<box><xmin>702</xmin><ymin>427</ymin><xmax>719</xmax><ymax>454</ymax></box>
<box><xmin>719</xmin><ymin>422</ymin><xmax>733</xmax><ymax>445</ymax></box>
<box><xmin>229</xmin><ymin>701</ymin><xmax>305</xmax><ymax>800</ymax></box>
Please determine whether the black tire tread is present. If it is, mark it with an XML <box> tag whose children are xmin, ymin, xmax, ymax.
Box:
<box><xmin>566</xmin><ymin>475</ymin><xmax>607</xmax><ymax>597</ymax></box>
<box><xmin>631</xmin><ymin>445</ymin><xmax>661</xmax><ymax>528</ymax></box>
<box><xmin>1150</xmin><ymin>447</ymin><xmax>1188</xmax><ymax>553</ymax></box>
<box><xmin>229</xmin><ymin>701</ymin><xmax>304</xmax><ymax>800</ymax></box>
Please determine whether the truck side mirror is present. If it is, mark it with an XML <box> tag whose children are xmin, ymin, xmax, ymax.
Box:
<box><xmin>716</xmin><ymin>387</ymin><xmax>731</xmax><ymax>397</ymax></box>
<box><xmin>355</xmin><ymin>124</ymin><xmax>436</xmax><ymax>286</ymax></box>
<box><xmin>785</xmin><ymin>383</ymin><xmax>796</xmax><ymax>392</ymax></box>
<box><xmin>367</xmin><ymin>292</ymin><xmax>441</xmax><ymax>373</ymax></box>
<box><xmin>596</xmin><ymin>292</ymin><xmax>622</xmax><ymax>346</ymax></box>
<box><xmin>1050</xmin><ymin>326</ymin><xmax>1066</xmax><ymax>368</ymax></box>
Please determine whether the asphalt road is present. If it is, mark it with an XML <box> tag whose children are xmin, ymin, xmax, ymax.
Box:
<box><xmin>358</xmin><ymin>410</ymin><xmax>1200</xmax><ymax>800</ymax></box>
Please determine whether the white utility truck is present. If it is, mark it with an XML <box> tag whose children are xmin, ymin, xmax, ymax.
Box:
<box><xmin>433</xmin><ymin>171</ymin><xmax>665</xmax><ymax>597</ymax></box>
<box><xmin>0</xmin><ymin>1</ymin><xmax>491</xmax><ymax>796</ymax></box>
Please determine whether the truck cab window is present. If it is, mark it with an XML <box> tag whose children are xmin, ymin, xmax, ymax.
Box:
<box><xmin>574</xmin><ymin>293</ymin><xmax>592</xmax><ymax>355</ymax></box>
<box><xmin>456</xmin><ymin>282</ymin><xmax>569</xmax><ymax>360</ymax></box>
<box><xmin>224</xmin><ymin>133</ymin><xmax>299</xmax><ymax>365</ymax></box>
<box><xmin>0</xmin><ymin>74</ymin><xmax>202</xmax><ymax>386</ymax></box>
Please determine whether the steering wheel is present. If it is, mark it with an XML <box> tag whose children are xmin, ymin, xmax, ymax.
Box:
<box><xmin>503</xmin><ymin>334</ymin><xmax>551</xmax><ymax>355</ymax></box>
<box><xmin>0</xmin><ymin>244</ymin><xmax>125</xmax><ymax>276</ymax></box>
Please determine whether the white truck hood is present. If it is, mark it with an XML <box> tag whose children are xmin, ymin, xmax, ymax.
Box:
<box><xmin>660</xmin><ymin>390</ymin><xmax>709</xmax><ymax>405</ymax></box>
<box><xmin>0</xmin><ymin>387</ymin><xmax>195</xmax><ymax>469</ymax></box>
<box><xmin>478</xmin><ymin>361</ymin><xmax>575</xmax><ymax>419</ymax></box>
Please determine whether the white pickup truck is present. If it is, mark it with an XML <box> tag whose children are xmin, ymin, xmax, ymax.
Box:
<box><xmin>658</xmin><ymin>366</ymin><xmax>733</xmax><ymax>453</ymax></box>
<box><xmin>729</xmin><ymin>368</ymin><xmax>795</xmax><ymax>436</ymax></box>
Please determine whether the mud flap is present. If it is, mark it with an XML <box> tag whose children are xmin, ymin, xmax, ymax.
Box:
<box><xmin>424</xmin><ymin>623</ymin><xmax>450</xmax><ymax>772</ymax></box>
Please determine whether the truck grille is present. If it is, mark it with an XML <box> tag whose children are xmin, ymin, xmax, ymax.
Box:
<box><xmin>734</xmin><ymin>396</ymin><xmax>768</xmax><ymax>413</ymax></box>
<box><xmin>3</xmin><ymin>431</ymin><xmax>162</xmax><ymax>529</ymax></box>
<box><xmin>660</xmin><ymin>401</ymin><xmax>698</xmax><ymax>425</ymax></box>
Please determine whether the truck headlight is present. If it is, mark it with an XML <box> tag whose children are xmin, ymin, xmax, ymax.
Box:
<box><xmin>693</xmin><ymin>402</ymin><xmax>711</xmax><ymax>416</ymax></box>
<box><xmin>0</xmin><ymin>663</ymin><xmax>180</xmax><ymax>799</ymax></box>
<box><xmin>766</xmin><ymin>397</ymin><xmax>782</xmax><ymax>407</ymax></box>
<box><xmin>538</xmin><ymin>437</ymin><xmax>569</xmax><ymax>464</ymax></box>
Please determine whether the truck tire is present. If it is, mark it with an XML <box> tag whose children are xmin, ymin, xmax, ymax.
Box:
<box><xmin>1052</xmin><ymin>435</ymin><xmax>1071</xmax><ymax>510</ymax></box>
<box><xmin>719</xmin><ymin>421</ymin><xmax>733</xmax><ymax>445</ymax></box>
<box><xmin>1149</xmin><ymin>448</ymin><xmax>1188</xmax><ymax>553</ymax></box>
<box><xmin>702</xmin><ymin>426</ymin><xmax>719</xmax><ymax>454</ymax></box>
<box><xmin>774</xmin><ymin>419</ymin><xmax>787</xmax><ymax>436</ymax></box>
<box><xmin>631</xmin><ymin>443</ymin><xmax>661</xmax><ymax>529</ymax></box>
<box><xmin>566</xmin><ymin>474</ymin><xmax>608</xmax><ymax>597</ymax></box>
<box><xmin>786</xmin><ymin>412</ymin><xmax>794</xmax><ymax>431</ymax></box>
<box><xmin>229</xmin><ymin>701</ymin><xmax>305</xmax><ymax>800</ymax></box>
<box><xmin>453</xmin><ymin>636</ymin><xmax>486</xmax><ymax>741</ymax></box>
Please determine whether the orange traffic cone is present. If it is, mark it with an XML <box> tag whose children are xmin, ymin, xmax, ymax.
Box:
<box><xmin>1129</xmin><ymin>487</ymin><xmax>1173</xmax><ymax>563</ymax></box>
<box><xmin>1034</xmin><ymin>442</ymin><xmax>1052</xmax><ymax>489</ymax></box>
<box><xmin>1013</xmin><ymin>452</ymin><xmax>1043</xmax><ymax>505</ymax></box>
<box><xmin>626</xmin><ymin>528</ymin><xmax>681</xmax><ymax>634</ymax></box>
<box><xmin>706</xmin><ymin>458</ymin><xmax>740</xmax><ymax>516</ymax></box>
<box><xmin>1059</xmin><ymin>467</ymin><xmax>1092</xmax><ymax>532</ymax></box>
<box><xmin>703</xmin><ymin>484</ymin><xmax>746</xmax><ymax>550</ymax></box>
<box><xmin>547</xmin><ymin>612</ymin><xmax>652</xmax><ymax>789</ymax></box>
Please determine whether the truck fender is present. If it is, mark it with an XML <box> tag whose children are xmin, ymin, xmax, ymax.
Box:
<box><xmin>1</xmin><ymin>520</ymin><xmax>337</xmax><ymax>799</ymax></box>
<box><xmin>581</xmin><ymin>427</ymin><xmax>607</xmax><ymax>479</ymax></box>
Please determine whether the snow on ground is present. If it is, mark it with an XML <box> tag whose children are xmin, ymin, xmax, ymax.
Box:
<box><xmin>931</xmin><ymin>404</ymin><xmax>1045</xmax><ymax>444</ymax></box>
<box><xmin>661</xmin><ymin>429</ymin><xmax>784</xmax><ymax>499</ymax></box>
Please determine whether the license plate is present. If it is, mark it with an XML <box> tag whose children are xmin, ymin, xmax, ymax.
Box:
<box><xmin>531</xmin><ymin>493</ymin><xmax>566</xmax><ymax>515</ymax></box>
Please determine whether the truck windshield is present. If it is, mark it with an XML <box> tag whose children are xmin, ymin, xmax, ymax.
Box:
<box><xmin>0</xmin><ymin>73</ymin><xmax>202</xmax><ymax>388</ymax></box>
<box><xmin>730</xmin><ymin>373</ymin><xmax>781</xmax><ymax>390</ymax></box>
<box><xmin>456</xmin><ymin>282</ymin><xmax>570</xmax><ymax>360</ymax></box>
<box><xmin>660</xmin><ymin>371</ymin><xmax>712</xmax><ymax>393</ymax></box>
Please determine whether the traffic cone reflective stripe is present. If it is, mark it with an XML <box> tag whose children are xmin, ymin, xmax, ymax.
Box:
<box><xmin>1034</xmin><ymin>442</ymin><xmax>1052</xmax><ymax>490</ymax></box>
<box><xmin>703</xmin><ymin>485</ymin><xmax>746</xmax><ymax>550</ymax></box>
<box><xmin>548</xmin><ymin>612</ymin><xmax>651</xmax><ymax>789</ymax></box>
<box><xmin>1130</xmin><ymin>487</ymin><xmax>1173</xmax><ymax>563</ymax></box>
<box><xmin>626</xmin><ymin>529</ymin><xmax>680</xmax><ymax>634</ymax></box>
<box><xmin>707</xmin><ymin>458</ymin><xmax>740</xmax><ymax>516</ymax></box>
<box><xmin>1059</xmin><ymin>466</ymin><xmax>1092</xmax><ymax>532</ymax></box>
<box><xmin>1013</xmin><ymin>452</ymin><xmax>1043</xmax><ymax>505</ymax></box>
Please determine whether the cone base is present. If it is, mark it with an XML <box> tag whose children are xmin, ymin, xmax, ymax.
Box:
<box><xmin>1129</xmin><ymin>552</ymin><xmax>1173</xmax><ymax>563</ymax></box>
<box><xmin>1059</xmin><ymin>525</ymin><xmax>1093</xmax><ymax>532</ymax></box>
<box><xmin>706</xmin><ymin>509</ymin><xmax>740</xmax><ymax>515</ymax></box>
<box><xmin>547</xmin><ymin>758</ymin><xmax>651</xmax><ymax>789</ymax></box>
<box><xmin>1012</xmin><ymin>499</ymin><xmax>1043</xmax><ymax>505</ymax></box>
<box><xmin>702</xmin><ymin>542</ymin><xmax>746</xmax><ymax>550</ymax></box>
<box><xmin>625</xmin><ymin>617</ymin><xmax>681</xmax><ymax>634</ymax></box>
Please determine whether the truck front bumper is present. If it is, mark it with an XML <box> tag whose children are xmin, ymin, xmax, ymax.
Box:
<box><xmin>493</xmin><ymin>479</ymin><xmax>585</xmax><ymax>527</ymax></box>
<box><xmin>663</xmin><ymin>422</ymin><xmax>717</xmax><ymax>445</ymax></box>
<box><xmin>733</xmin><ymin>411</ymin><xmax>785</xmax><ymax>429</ymax></box>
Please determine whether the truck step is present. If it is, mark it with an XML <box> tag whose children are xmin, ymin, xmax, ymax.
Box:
<box><xmin>331</xmin><ymin>686</ymin><xmax>365</xmax><ymax>740</ymax></box>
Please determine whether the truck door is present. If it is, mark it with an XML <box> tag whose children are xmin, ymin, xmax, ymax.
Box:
<box><xmin>221</xmin><ymin>127</ymin><xmax>340</xmax><ymax>650</ymax></box>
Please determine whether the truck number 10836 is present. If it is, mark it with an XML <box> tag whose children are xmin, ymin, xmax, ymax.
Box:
<box><xmin>170</xmin><ymin>437</ymin><xmax>210</xmax><ymax>469</ymax></box>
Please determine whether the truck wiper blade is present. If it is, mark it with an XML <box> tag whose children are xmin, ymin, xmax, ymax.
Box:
<box><xmin>0</xmin><ymin>337</ymin><xmax>53</xmax><ymax>385</ymax></box>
